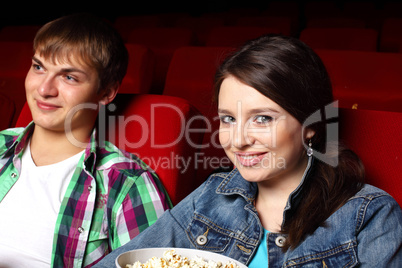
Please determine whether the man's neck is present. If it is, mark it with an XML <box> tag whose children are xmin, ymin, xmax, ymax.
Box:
<box><xmin>29</xmin><ymin>126</ymin><xmax>90</xmax><ymax>166</ymax></box>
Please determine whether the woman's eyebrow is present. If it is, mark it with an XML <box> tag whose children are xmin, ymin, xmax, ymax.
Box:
<box><xmin>217</xmin><ymin>108</ymin><xmax>233</xmax><ymax>114</ymax></box>
<box><xmin>248</xmin><ymin>108</ymin><xmax>280</xmax><ymax>114</ymax></box>
<box><xmin>218</xmin><ymin>107</ymin><xmax>280</xmax><ymax>114</ymax></box>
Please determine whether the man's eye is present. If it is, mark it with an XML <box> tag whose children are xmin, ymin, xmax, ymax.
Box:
<box><xmin>220</xmin><ymin>115</ymin><xmax>236</xmax><ymax>124</ymax></box>
<box><xmin>32</xmin><ymin>64</ymin><xmax>43</xmax><ymax>71</ymax></box>
<box><xmin>65</xmin><ymin>75</ymin><xmax>77</xmax><ymax>82</ymax></box>
<box><xmin>253</xmin><ymin>115</ymin><xmax>273</xmax><ymax>124</ymax></box>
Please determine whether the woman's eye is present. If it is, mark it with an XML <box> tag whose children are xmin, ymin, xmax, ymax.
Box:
<box><xmin>253</xmin><ymin>115</ymin><xmax>273</xmax><ymax>124</ymax></box>
<box><xmin>220</xmin><ymin>115</ymin><xmax>236</xmax><ymax>124</ymax></box>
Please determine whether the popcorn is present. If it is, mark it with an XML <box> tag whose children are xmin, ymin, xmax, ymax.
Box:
<box><xmin>125</xmin><ymin>249</ymin><xmax>240</xmax><ymax>268</ymax></box>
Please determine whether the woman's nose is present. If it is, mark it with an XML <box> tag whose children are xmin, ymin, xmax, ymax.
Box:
<box><xmin>232</xmin><ymin>122</ymin><xmax>256</xmax><ymax>148</ymax></box>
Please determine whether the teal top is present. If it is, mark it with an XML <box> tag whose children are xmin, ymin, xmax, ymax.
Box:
<box><xmin>248</xmin><ymin>228</ymin><xmax>269</xmax><ymax>268</ymax></box>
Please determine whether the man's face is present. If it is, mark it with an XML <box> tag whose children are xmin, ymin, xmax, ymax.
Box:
<box><xmin>25</xmin><ymin>53</ymin><xmax>103</xmax><ymax>134</ymax></box>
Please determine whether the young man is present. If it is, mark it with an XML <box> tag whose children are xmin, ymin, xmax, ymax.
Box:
<box><xmin>0</xmin><ymin>13</ymin><xmax>171</xmax><ymax>267</ymax></box>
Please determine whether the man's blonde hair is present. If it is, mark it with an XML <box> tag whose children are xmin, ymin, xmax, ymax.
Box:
<box><xmin>33</xmin><ymin>13</ymin><xmax>128</xmax><ymax>93</ymax></box>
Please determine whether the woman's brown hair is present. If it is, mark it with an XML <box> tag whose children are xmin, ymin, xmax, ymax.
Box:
<box><xmin>214</xmin><ymin>34</ymin><xmax>364</xmax><ymax>250</ymax></box>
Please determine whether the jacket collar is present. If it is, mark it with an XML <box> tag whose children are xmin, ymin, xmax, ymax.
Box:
<box><xmin>216</xmin><ymin>168</ymin><xmax>258</xmax><ymax>202</ymax></box>
<box><xmin>282</xmin><ymin>156</ymin><xmax>314</xmax><ymax>225</ymax></box>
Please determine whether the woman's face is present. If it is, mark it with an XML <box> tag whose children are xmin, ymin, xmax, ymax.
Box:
<box><xmin>218</xmin><ymin>76</ymin><xmax>314</xmax><ymax>184</ymax></box>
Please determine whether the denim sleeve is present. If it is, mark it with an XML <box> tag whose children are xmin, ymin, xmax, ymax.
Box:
<box><xmin>356</xmin><ymin>194</ymin><xmax>402</xmax><ymax>267</ymax></box>
<box><xmin>93</xmin><ymin>180</ymin><xmax>209</xmax><ymax>268</ymax></box>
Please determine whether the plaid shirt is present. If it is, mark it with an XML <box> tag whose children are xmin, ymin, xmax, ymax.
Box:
<box><xmin>0</xmin><ymin>123</ymin><xmax>172</xmax><ymax>267</ymax></box>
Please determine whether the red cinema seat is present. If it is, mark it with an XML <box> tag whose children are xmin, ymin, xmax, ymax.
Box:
<box><xmin>300</xmin><ymin>28</ymin><xmax>378</xmax><ymax>51</ymax></box>
<box><xmin>126</xmin><ymin>27</ymin><xmax>194</xmax><ymax>94</ymax></box>
<box><xmin>304</xmin><ymin>1</ymin><xmax>341</xmax><ymax>18</ymax></box>
<box><xmin>234</xmin><ymin>16</ymin><xmax>294</xmax><ymax>36</ymax></box>
<box><xmin>16</xmin><ymin>94</ymin><xmax>205</xmax><ymax>205</ymax></box>
<box><xmin>119</xmin><ymin>44</ymin><xmax>155</xmax><ymax>94</ymax></box>
<box><xmin>262</xmin><ymin>1</ymin><xmax>300</xmax><ymax>19</ymax></box>
<box><xmin>113</xmin><ymin>15</ymin><xmax>160</xmax><ymax>42</ymax></box>
<box><xmin>14</xmin><ymin>101</ymin><xmax>31</xmax><ymax>128</ymax></box>
<box><xmin>0</xmin><ymin>25</ymin><xmax>40</xmax><ymax>42</ymax></box>
<box><xmin>0</xmin><ymin>93</ymin><xmax>15</xmax><ymax>131</ymax></box>
<box><xmin>339</xmin><ymin>108</ymin><xmax>402</xmax><ymax>206</ymax></box>
<box><xmin>0</xmin><ymin>41</ymin><xmax>33</xmax><ymax>78</ymax></box>
<box><xmin>174</xmin><ymin>16</ymin><xmax>225</xmax><ymax>46</ymax></box>
<box><xmin>379</xmin><ymin>17</ymin><xmax>402</xmax><ymax>53</ymax></box>
<box><xmin>0</xmin><ymin>41</ymin><xmax>32</xmax><ymax>126</ymax></box>
<box><xmin>205</xmin><ymin>26</ymin><xmax>281</xmax><ymax>47</ymax></box>
<box><xmin>316</xmin><ymin>49</ymin><xmax>402</xmax><ymax>112</ymax></box>
<box><xmin>164</xmin><ymin>46</ymin><xmax>235</xmax><ymax>184</ymax></box>
<box><xmin>341</xmin><ymin>1</ymin><xmax>377</xmax><ymax>22</ymax></box>
<box><xmin>306</xmin><ymin>17</ymin><xmax>366</xmax><ymax>28</ymax></box>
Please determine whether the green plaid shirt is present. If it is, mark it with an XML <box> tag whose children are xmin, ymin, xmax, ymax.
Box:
<box><xmin>0</xmin><ymin>123</ymin><xmax>172</xmax><ymax>267</ymax></box>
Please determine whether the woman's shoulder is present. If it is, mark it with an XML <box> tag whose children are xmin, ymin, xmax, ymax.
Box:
<box><xmin>345</xmin><ymin>184</ymin><xmax>401</xmax><ymax>218</ymax></box>
<box><xmin>352</xmin><ymin>184</ymin><xmax>397</xmax><ymax>202</ymax></box>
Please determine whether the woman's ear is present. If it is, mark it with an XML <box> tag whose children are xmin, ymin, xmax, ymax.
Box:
<box><xmin>304</xmin><ymin>128</ymin><xmax>316</xmax><ymax>141</ymax></box>
<box><xmin>99</xmin><ymin>83</ymin><xmax>119</xmax><ymax>105</ymax></box>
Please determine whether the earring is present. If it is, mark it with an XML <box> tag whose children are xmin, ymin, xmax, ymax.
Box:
<box><xmin>307</xmin><ymin>140</ymin><xmax>313</xmax><ymax>157</ymax></box>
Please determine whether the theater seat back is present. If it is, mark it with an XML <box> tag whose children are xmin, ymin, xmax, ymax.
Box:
<box><xmin>339</xmin><ymin>108</ymin><xmax>402</xmax><ymax>206</ymax></box>
<box><xmin>16</xmin><ymin>94</ymin><xmax>206</xmax><ymax>205</ymax></box>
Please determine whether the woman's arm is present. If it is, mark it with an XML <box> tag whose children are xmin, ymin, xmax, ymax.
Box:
<box><xmin>356</xmin><ymin>195</ymin><xmax>402</xmax><ymax>267</ymax></box>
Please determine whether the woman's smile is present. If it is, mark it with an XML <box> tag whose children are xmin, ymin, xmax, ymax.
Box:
<box><xmin>234</xmin><ymin>151</ymin><xmax>268</xmax><ymax>167</ymax></box>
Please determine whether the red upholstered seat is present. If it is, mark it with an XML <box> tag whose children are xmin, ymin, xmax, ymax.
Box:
<box><xmin>316</xmin><ymin>49</ymin><xmax>402</xmax><ymax>113</ymax></box>
<box><xmin>16</xmin><ymin>94</ymin><xmax>206</xmax><ymax>205</ymax></box>
<box><xmin>306</xmin><ymin>17</ymin><xmax>366</xmax><ymax>28</ymax></box>
<box><xmin>205</xmin><ymin>26</ymin><xmax>281</xmax><ymax>47</ymax></box>
<box><xmin>379</xmin><ymin>17</ymin><xmax>402</xmax><ymax>53</ymax></box>
<box><xmin>119</xmin><ymin>44</ymin><xmax>155</xmax><ymax>94</ymax></box>
<box><xmin>234</xmin><ymin>16</ymin><xmax>294</xmax><ymax>36</ymax></box>
<box><xmin>113</xmin><ymin>15</ymin><xmax>160</xmax><ymax>42</ymax></box>
<box><xmin>339</xmin><ymin>108</ymin><xmax>402</xmax><ymax>206</ymax></box>
<box><xmin>164</xmin><ymin>46</ymin><xmax>235</xmax><ymax>184</ymax></box>
<box><xmin>0</xmin><ymin>41</ymin><xmax>33</xmax><ymax>78</ymax></box>
<box><xmin>0</xmin><ymin>25</ymin><xmax>41</xmax><ymax>42</ymax></box>
<box><xmin>126</xmin><ymin>27</ymin><xmax>194</xmax><ymax>93</ymax></box>
<box><xmin>174</xmin><ymin>16</ymin><xmax>225</xmax><ymax>46</ymax></box>
<box><xmin>0</xmin><ymin>93</ymin><xmax>15</xmax><ymax>131</ymax></box>
<box><xmin>0</xmin><ymin>41</ymin><xmax>32</xmax><ymax>126</ymax></box>
<box><xmin>300</xmin><ymin>28</ymin><xmax>378</xmax><ymax>51</ymax></box>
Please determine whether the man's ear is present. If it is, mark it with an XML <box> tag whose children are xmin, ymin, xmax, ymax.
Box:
<box><xmin>99</xmin><ymin>83</ymin><xmax>119</xmax><ymax>105</ymax></box>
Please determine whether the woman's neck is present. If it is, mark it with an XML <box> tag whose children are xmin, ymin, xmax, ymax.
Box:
<box><xmin>255</xmin><ymin>156</ymin><xmax>310</xmax><ymax>232</ymax></box>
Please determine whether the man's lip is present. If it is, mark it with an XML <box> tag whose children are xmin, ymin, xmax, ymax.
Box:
<box><xmin>36</xmin><ymin>100</ymin><xmax>60</xmax><ymax>110</ymax></box>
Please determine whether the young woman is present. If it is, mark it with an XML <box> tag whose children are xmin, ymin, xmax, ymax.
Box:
<box><xmin>95</xmin><ymin>34</ymin><xmax>402</xmax><ymax>267</ymax></box>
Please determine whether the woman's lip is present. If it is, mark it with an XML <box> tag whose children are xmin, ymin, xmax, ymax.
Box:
<box><xmin>235</xmin><ymin>152</ymin><xmax>268</xmax><ymax>167</ymax></box>
<box><xmin>36</xmin><ymin>100</ymin><xmax>60</xmax><ymax>111</ymax></box>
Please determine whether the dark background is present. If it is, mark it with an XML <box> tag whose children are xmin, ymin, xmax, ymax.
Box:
<box><xmin>2</xmin><ymin>0</ymin><xmax>400</xmax><ymax>29</ymax></box>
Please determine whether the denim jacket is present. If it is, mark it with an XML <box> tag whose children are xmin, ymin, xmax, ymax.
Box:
<box><xmin>95</xmin><ymin>158</ymin><xmax>402</xmax><ymax>267</ymax></box>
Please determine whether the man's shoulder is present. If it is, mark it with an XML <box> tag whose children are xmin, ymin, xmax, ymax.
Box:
<box><xmin>95</xmin><ymin>141</ymin><xmax>154</xmax><ymax>176</ymax></box>
<box><xmin>0</xmin><ymin>127</ymin><xmax>25</xmax><ymax>154</ymax></box>
<box><xmin>0</xmin><ymin>127</ymin><xmax>24</xmax><ymax>138</ymax></box>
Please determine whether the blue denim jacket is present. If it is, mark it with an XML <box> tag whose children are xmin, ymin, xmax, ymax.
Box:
<box><xmin>95</xmin><ymin>160</ymin><xmax>402</xmax><ymax>267</ymax></box>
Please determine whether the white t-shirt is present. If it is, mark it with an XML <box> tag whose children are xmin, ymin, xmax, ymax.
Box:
<box><xmin>0</xmin><ymin>141</ymin><xmax>83</xmax><ymax>268</ymax></box>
